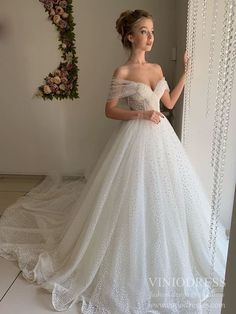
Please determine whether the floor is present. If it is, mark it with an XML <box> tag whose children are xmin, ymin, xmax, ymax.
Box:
<box><xmin>0</xmin><ymin>175</ymin><xmax>226</xmax><ymax>313</ymax></box>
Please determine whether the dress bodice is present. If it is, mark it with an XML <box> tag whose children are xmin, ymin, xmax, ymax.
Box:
<box><xmin>107</xmin><ymin>77</ymin><xmax>170</xmax><ymax>112</ymax></box>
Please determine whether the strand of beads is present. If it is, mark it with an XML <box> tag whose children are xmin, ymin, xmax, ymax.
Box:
<box><xmin>206</xmin><ymin>1</ymin><xmax>236</xmax><ymax>313</ymax></box>
<box><xmin>205</xmin><ymin>0</ymin><xmax>219</xmax><ymax>118</ymax></box>
<box><xmin>182</xmin><ymin>0</ymin><xmax>199</xmax><ymax>149</ymax></box>
<box><xmin>201</xmin><ymin>0</ymin><xmax>208</xmax><ymax>39</ymax></box>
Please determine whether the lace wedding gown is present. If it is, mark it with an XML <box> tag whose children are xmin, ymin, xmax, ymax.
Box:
<box><xmin>0</xmin><ymin>77</ymin><xmax>229</xmax><ymax>314</ymax></box>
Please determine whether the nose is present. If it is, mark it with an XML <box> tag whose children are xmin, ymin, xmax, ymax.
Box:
<box><xmin>148</xmin><ymin>31</ymin><xmax>153</xmax><ymax>38</ymax></box>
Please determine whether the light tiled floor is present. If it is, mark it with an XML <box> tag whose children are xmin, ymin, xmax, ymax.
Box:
<box><xmin>0</xmin><ymin>175</ymin><xmax>226</xmax><ymax>313</ymax></box>
<box><xmin>0</xmin><ymin>174</ymin><xmax>44</xmax><ymax>217</ymax></box>
<box><xmin>0</xmin><ymin>259</ymin><xmax>79</xmax><ymax>314</ymax></box>
<box><xmin>0</xmin><ymin>175</ymin><xmax>79</xmax><ymax>313</ymax></box>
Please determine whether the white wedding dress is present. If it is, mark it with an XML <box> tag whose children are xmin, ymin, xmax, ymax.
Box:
<box><xmin>0</xmin><ymin>77</ymin><xmax>229</xmax><ymax>314</ymax></box>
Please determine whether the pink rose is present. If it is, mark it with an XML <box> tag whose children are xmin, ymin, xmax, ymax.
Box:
<box><xmin>51</xmin><ymin>84</ymin><xmax>59</xmax><ymax>92</ymax></box>
<box><xmin>53</xmin><ymin>76</ymin><xmax>61</xmax><ymax>84</ymax></box>
<box><xmin>62</xmin><ymin>12</ymin><xmax>69</xmax><ymax>19</ymax></box>
<box><xmin>59</xmin><ymin>1</ymin><xmax>67</xmax><ymax>9</ymax></box>
<box><xmin>58</xmin><ymin>19</ymin><xmax>68</xmax><ymax>29</ymax></box>
<box><xmin>61</xmin><ymin>70</ymin><xmax>69</xmax><ymax>77</ymax></box>
<box><xmin>44</xmin><ymin>2</ymin><xmax>53</xmax><ymax>10</ymax></box>
<box><xmin>49</xmin><ymin>8</ymin><xmax>55</xmax><ymax>16</ymax></box>
<box><xmin>61</xmin><ymin>77</ymin><xmax>68</xmax><ymax>84</ymax></box>
<box><xmin>43</xmin><ymin>85</ymin><xmax>52</xmax><ymax>94</ymax></box>
<box><xmin>54</xmin><ymin>69</ymin><xmax>61</xmax><ymax>76</ymax></box>
<box><xmin>66</xmin><ymin>63</ymin><xmax>73</xmax><ymax>71</ymax></box>
<box><xmin>53</xmin><ymin>14</ymin><xmax>61</xmax><ymax>24</ymax></box>
<box><xmin>55</xmin><ymin>6</ymin><xmax>64</xmax><ymax>15</ymax></box>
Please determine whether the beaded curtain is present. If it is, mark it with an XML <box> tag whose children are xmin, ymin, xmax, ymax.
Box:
<box><xmin>182</xmin><ymin>0</ymin><xmax>236</xmax><ymax>312</ymax></box>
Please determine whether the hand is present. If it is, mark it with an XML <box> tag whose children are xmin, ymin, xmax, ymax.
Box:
<box><xmin>183</xmin><ymin>50</ymin><xmax>189</xmax><ymax>72</ymax></box>
<box><xmin>144</xmin><ymin>110</ymin><xmax>165</xmax><ymax>124</ymax></box>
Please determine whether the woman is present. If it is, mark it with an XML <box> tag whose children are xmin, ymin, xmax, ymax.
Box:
<box><xmin>0</xmin><ymin>9</ymin><xmax>228</xmax><ymax>314</ymax></box>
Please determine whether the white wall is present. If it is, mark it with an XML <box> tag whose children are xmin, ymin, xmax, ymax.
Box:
<box><xmin>0</xmin><ymin>0</ymin><xmax>177</xmax><ymax>177</ymax></box>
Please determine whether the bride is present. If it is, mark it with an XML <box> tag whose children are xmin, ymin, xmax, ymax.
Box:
<box><xmin>0</xmin><ymin>9</ymin><xmax>228</xmax><ymax>314</ymax></box>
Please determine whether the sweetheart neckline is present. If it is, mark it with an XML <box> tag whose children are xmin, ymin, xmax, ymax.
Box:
<box><xmin>111</xmin><ymin>77</ymin><xmax>165</xmax><ymax>93</ymax></box>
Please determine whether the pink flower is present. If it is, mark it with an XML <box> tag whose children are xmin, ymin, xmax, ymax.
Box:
<box><xmin>62</xmin><ymin>12</ymin><xmax>69</xmax><ymax>19</ymax></box>
<box><xmin>53</xmin><ymin>14</ymin><xmax>61</xmax><ymax>24</ymax></box>
<box><xmin>61</xmin><ymin>77</ymin><xmax>68</xmax><ymax>84</ymax></box>
<box><xmin>53</xmin><ymin>76</ymin><xmax>61</xmax><ymax>84</ymax></box>
<box><xmin>55</xmin><ymin>6</ymin><xmax>64</xmax><ymax>15</ymax></box>
<box><xmin>43</xmin><ymin>85</ymin><xmax>52</xmax><ymax>94</ymax></box>
<box><xmin>46</xmin><ymin>77</ymin><xmax>54</xmax><ymax>84</ymax></box>
<box><xmin>58</xmin><ymin>19</ymin><xmax>68</xmax><ymax>29</ymax></box>
<box><xmin>67</xmin><ymin>83</ymin><xmax>73</xmax><ymax>90</ymax></box>
<box><xmin>66</xmin><ymin>63</ymin><xmax>73</xmax><ymax>71</ymax></box>
<box><xmin>45</xmin><ymin>3</ymin><xmax>54</xmax><ymax>10</ymax></box>
<box><xmin>61</xmin><ymin>70</ymin><xmax>69</xmax><ymax>77</ymax></box>
<box><xmin>59</xmin><ymin>1</ymin><xmax>68</xmax><ymax>9</ymax></box>
<box><xmin>54</xmin><ymin>69</ymin><xmax>61</xmax><ymax>76</ymax></box>
<box><xmin>51</xmin><ymin>84</ymin><xmax>59</xmax><ymax>92</ymax></box>
<box><xmin>49</xmin><ymin>8</ymin><xmax>55</xmax><ymax>16</ymax></box>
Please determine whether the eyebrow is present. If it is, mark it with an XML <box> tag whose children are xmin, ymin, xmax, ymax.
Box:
<box><xmin>139</xmin><ymin>26</ymin><xmax>154</xmax><ymax>30</ymax></box>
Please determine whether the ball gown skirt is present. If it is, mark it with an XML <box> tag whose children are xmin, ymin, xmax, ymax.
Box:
<box><xmin>0</xmin><ymin>77</ymin><xmax>229</xmax><ymax>313</ymax></box>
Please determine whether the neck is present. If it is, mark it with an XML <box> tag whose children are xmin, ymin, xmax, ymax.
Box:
<box><xmin>127</xmin><ymin>50</ymin><xmax>147</xmax><ymax>65</ymax></box>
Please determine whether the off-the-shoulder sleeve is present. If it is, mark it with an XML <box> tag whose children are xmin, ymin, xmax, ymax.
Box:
<box><xmin>162</xmin><ymin>78</ymin><xmax>170</xmax><ymax>92</ymax></box>
<box><xmin>106</xmin><ymin>78</ymin><xmax>138</xmax><ymax>101</ymax></box>
<box><xmin>156</xmin><ymin>78</ymin><xmax>170</xmax><ymax>98</ymax></box>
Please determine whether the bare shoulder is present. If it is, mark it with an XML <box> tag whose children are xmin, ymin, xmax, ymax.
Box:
<box><xmin>112</xmin><ymin>63</ymin><xmax>164</xmax><ymax>80</ymax></box>
<box><xmin>112</xmin><ymin>65</ymin><xmax>129</xmax><ymax>79</ymax></box>
<box><xmin>150</xmin><ymin>63</ymin><xmax>164</xmax><ymax>76</ymax></box>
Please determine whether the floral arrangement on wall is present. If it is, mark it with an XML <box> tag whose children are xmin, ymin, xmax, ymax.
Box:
<box><xmin>37</xmin><ymin>0</ymin><xmax>79</xmax><ymax>100</ymax></box>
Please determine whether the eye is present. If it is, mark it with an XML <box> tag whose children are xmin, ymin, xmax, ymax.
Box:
<box><xmin>140</xmin><ymin>29</ymin><xmax>154</xmax><ymax>36</ymax></box>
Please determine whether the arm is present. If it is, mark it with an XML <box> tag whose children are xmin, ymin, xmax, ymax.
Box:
<box><xmin>105</xmin><ymin>99</ymin><xmax>145</xmax><ymax>120</ymax></box>
<box><xmin>105</xmin><ymin>66</ymin><xmax>145</xmax><ymax>120</ymax></box>
<box><xmin>160</xmin><ymin>51</ymin><xmax>189</xmax><ymax>110</ymax></box>
<box><xmin>105</xmin><ymin>98</ymin><xmax>164</xmax><ymax>122</ymax></box>
<box><xmin>161</xmin><ymin>71</ymin><xmax>186</xmax><ymax>110</ymax></box>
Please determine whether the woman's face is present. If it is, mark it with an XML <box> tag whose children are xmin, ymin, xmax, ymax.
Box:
<box><xmin>128</xmin><ymin>18</ymin><xmax>154</xmax><ymax>51</ymax></box>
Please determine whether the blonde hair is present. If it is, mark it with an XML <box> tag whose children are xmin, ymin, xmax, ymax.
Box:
<box><xmin>115</xmin><ymin>9</ymin><xmax>153</xmax><ymax>50</ymax></box>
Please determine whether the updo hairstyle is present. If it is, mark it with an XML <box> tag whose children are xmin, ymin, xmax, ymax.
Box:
<box><xmin>115</xmin><ymin>9</ymin><xmax>153</xmax><ymax>49</ymax></box>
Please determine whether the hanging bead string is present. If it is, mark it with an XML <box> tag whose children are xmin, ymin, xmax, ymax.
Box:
<box><xmin>205</xmin><ymin>0</ymin><xmax>219</xmax><ymax>118</ymax></box>
<box><xmin>182</xmin><ymin>0</ymin><xmax>199</xmax><ymax>149</ymax></box>
<box><xmin>210</xmin><ymin>0</ymin><xmax>236</xmax><ymax>171</ymax></box>
<box><xmin>182</xmin><ymin>0</ymin><xmax>192</xmax><ymax>148</ymax></box>
<box><xmin>183</xmin><ymin>1</ymin><xmax>235</xmax><ymax>312</ymax></box>
<box><xmin>206</xmin><ymin>1</ymin><xmax>236</xmax><ymax>313</ymax></box>
<box><xmin>201</xmin><ymin>0</ymin><xmax>208</xmax><ymax>39</ymax></box>
<box><xmin>181</xmin><ymin>0</ymin><xmax>192</xmax><ymax>147</ymax></box>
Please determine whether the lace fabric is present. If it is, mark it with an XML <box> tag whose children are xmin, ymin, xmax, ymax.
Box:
<box><xmin>0</xmin><ymin>77</ymin><xmax>228</xmax><ymax>313</ymax></box>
